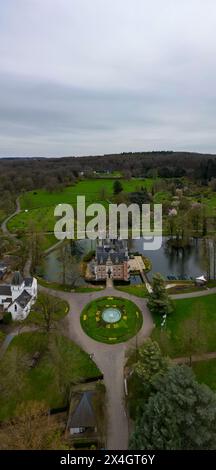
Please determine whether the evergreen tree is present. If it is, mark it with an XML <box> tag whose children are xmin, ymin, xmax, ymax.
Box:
<box><xmin>130</xmin><ymin>365</ymin><xmax>216</xmax><ymax>450</ymax></box>
<box><xmin>147</xmin><ymin>273</ymin><xmax>174</xmax><ymax>316</ymax></box>
<box><xmin>113</xmin><ymin>180</ymin><xmax>123</xmax><ymax>195</ymax></box>
<box><xmin>134</xmin><ymin>339</ymin><xmax>169</xmax><ymax>385</ymax></box>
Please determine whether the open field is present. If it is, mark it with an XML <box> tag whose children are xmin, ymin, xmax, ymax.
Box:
<box><xmin>7</xmin><ymin>178</ymin><xmax>153</xmax><ymax>244</ymax></box>
<box><xmin>20</xmin><ymin>178</ymin><xmax>154</xmax><ymax>210</ymax></box>
<box><xmin>8</xmin><ymin>206</ymin><xmax>58</xmax><ymax>233</ymax></box>
<box><xmin>152</xmin><ymin>294</ymin><xmax>216</xmax><ymax>357</ymax></box>
<box><xmin>0</xmin><ymin>331</ymin><xmax>100</xmax><ymax>421</ymax></box>
<box><xmin>5</xmin><ymin>176</ymin><xmax>216</xmax><ymax>249</ymax></box>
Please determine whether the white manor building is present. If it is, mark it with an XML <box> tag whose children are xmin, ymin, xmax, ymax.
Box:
<box><xmin>0</xmin><ymin>271</ymin><xmax>37</xmax><ymax>321</ymax></box>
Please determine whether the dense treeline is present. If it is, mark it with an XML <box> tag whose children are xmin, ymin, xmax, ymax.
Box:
<box><xmin>1</xmin><ymin>151</ymin><xmax>216</xmax><ymax>194</ymax></box>
<box><xmin>1</xmin><ymin>151</ymin><xmax>216</xmax><ymax>220</ymax></box>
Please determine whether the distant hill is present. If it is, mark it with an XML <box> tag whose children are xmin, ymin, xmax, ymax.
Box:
<box><xmin>1</xmin><ymin>151</ymin><xmax>216</xmax><ymax>196</ymax></box>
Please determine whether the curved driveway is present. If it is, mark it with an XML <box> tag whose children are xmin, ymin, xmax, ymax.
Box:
<box><xmin>171</xmin><ymin>287</ymin><xmax>216</xmax><ymax>300</ymax></box>
<box><xmin>39</xmin><ymin>285</ymin><xmax>154</xmax><ymax>450</ymax></box>
<box><xmin>1</xmin><ymin>197</ymin><xmax>20</xmax><ymax>238</ymax></box>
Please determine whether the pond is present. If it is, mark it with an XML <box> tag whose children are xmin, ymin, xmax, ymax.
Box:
<box><xmin>41</xmin><ymin>237</ymin><xmax>213</xmax><ymax>286</ymax></box>
<box><xmin>130</xmin><ymin>237</ymin><xmax>209</xmax><ymax>280</ymax></box>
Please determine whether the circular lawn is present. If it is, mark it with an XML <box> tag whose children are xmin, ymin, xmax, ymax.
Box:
<box><xmin>80</xmin><ymin>296</ymin><xmax>143</xmax><ymax>344</ymax></box>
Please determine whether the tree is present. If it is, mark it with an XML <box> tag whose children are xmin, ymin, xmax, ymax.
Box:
<box><xmin>57</xmin><ymin>242</ymin><xmax>81</xmax><ymax>287</ymax></box>
<box><xmin>179</xmin><ymin>312</ymin><xmax>207</xmax><ymax>365</ymax></box>
<box><xmin>201</xmin><ymin>238</ymin><xmax>211</xmax><ymax>280</ymax></box>
<box><xmin>47</xmin><ymin>333</ymin><xmax>80</xmax><ymax>403</ymax></box>
<box><xmin>113</xmin><ymin>180</ymin><xmax>123</xmax><ymax>195</ymax></box>
<box><xmin>26</xmin><ymin>221</ymin><xmax>45</xmax><ymax>273</ymax></box>
<box><xmin>0</xmin><ymin>347</ymin><xmax>28</xmax><ymax>403</ymax></box>
<box><xmin>99</xmin><ymin>187</ymin><xmax>108</xmax><ymax>200</ymax></box>
<box><xmin>0</xmin><ymin>235</ymin><xmax>11</xmax><ymax>258</ymax></box>
<box><xmin>130</xmin><ymin>365</ymin><xmax>216</xmax><ymax>450</ymax></box>
<box><xmin>34</xmin><ymin>293</ymin><xmax>64</xmax><ymax>332</ymax></box>
<box><xmin>0</xmin><ymin>400</ymin><xmax>68</xmax><ymax>450</ymax></box>
<box><xmin>134</xmin><ymin>339</ymin><xmax>169</xmax><ymax>385</ymax></box>
<box><xmin>147</xmin><ymin>273</ymin><xmax>174</xmax><ymax>317</ymax></box>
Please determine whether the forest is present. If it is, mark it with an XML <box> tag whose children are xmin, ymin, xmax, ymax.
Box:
<box><xmin>1</xmin><ymin>150</ymin><xmax>216</xmax><ymax>220</ymax></box>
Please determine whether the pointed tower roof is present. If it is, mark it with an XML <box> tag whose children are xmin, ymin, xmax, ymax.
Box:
<box><xmin>69</xmin><ymin>391</ymin><xmax>96</xmax><ymax>428</ymax></box>
<box><xmin>11</xmin><ymin>271</ymin><xmax>24</xmax><ymax>286</ymax></box>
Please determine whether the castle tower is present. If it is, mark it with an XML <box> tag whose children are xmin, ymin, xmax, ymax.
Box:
<box><xmin>11</xmin><ymin>271</ymin><xmax>24</xmax><ymax>301</ymax></box>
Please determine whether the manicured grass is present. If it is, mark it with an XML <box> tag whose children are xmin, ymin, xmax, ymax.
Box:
<box><xmin>22</xmin><ymin>293</ymin><xmax>69</xmax><ymax>326</ymax></box>
<box><xmin>20</xmin><ymin>178</ymin><xmax>153</xmax><ymax>210</ymax></box>
<box><xmin>0</xmin><ymin>331</ymin><xmax>100</xmax><ymax>420</ymax></box>
<box><xmin>116</xmin><ymin>284</ymin><xmax>148</xmax><ymax>298</ymax></box>
<box><xmin>193</xmin><ymin>359</ymin><xmax>216</xmax><ymax>391</ymax></box>
<box><xmin>8</xmin><ymin>206</ymin><xmax>61</xmax><ymax>233</ymax></box>
<box><xmin>74</xmin><ymin>286</ymin><xmax>105</xmax><ymax>293</ymax></box>
<box><xmin>8</xmin><ymin>178</ymin><xmax>153</xmax><ymax>241</ymax></box>
<box><xmin>36</xmin><ymin>276</ymin><xmax>104</xmax><ymax>293</ymax></box>
<box><xmin>36</xmin><ymin>277</ymin><xmax>77</xmax><ymax>292</ymax></box>
<box><xmin>81</xmin><ymin>296</ymin><xmax>143</xmax><ymax>344</ymax></box>
<box><xmin>152</xmin><ymin>294</ymin><xmax>216</xmax><ymax>358</ymax></box>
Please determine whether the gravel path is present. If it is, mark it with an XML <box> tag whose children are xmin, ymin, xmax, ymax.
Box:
<box><xmin>1</xmin><ymin>197</ymin><xmax>20</xmax><ymax>238</ymax></box>
<box><xmin>39</xmin><ymin>285</ymin><xmax>154</xmax><ymax>449</ymax></box>
<box><xmin>171</xmin><ymin>288</ymin><xmax>216</xmax><ymax>300</ymax></box>
<box><xmin>0</xmin><ymin>325</ymin><xmax>37</xmax><ymax>359</ymax></box>
<box><xmin>172</xmin><ymin>351</ymin><xmax>216</xmax><ymax>364</ymax></box>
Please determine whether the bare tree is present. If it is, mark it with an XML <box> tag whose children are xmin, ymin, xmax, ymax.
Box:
<box><xmin>0</xmin><ymin>400</ymin><xmax>68</xmax><ymax>450</ymax></box>
<box><xmin>48</xmin><ymin>333</ymin><xmax>81</xmax><ymax>403</ymax></box>
<box><xmin>0</xmin><ymin>347</ymin><xmax>29</xmax><ymax>402</ymax></box>
<box><xmin>58</xmin><ymin>242</ymin><xmax>81</xmax><ymax>287</ymax></box>
<box><xmin>34</xmin><ymin>293</ymin><xmax>64</xmax><ymax>332</ymax></box>
<box><xmin>179</xmin><ymin>312</ymin><xmax>207</xmax><ymax>366</ymax></box>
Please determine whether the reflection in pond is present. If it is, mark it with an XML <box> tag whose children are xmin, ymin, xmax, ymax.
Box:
<box><xmin>41</xmin><ymin>237</ymin><xmax>213</xmax><ymax>286</ymax></box>
<box><xmin>131</xmin><ymin>237</ymin><xmax>212</xmax><ymax>280</ymax></box>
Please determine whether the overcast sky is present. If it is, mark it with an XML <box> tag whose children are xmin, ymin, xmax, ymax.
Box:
<box><xmin>0</xmin><ymin>0</ymin><xmax>216</xmax><ymax>157</ymax></box>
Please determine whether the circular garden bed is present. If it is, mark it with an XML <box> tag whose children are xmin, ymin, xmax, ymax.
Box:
<box><xmin>80</xmin><ymin>296</ymin><xmax>143</xmax><ymax>344</ymax></box>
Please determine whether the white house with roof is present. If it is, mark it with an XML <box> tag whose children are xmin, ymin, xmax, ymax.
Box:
<box><xmin>0</xmin><ymin>271</ymin><xmax>37</xmax><ymax>320</ymax></box>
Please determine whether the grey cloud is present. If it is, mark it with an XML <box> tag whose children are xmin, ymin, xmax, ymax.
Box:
<box><xmin>0</xmin><ymin>0</ymin><xmax>216</xmax><ymax>156</ymax></box>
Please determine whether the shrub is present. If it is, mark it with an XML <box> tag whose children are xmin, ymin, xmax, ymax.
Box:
<box><xmin>3</xmin><ymin>312</ymin><xmax>12</xmax><ymax>324</ymax></box>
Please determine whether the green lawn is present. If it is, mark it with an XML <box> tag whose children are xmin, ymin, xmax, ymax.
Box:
<box><xmin>8</xmin><ymin>178</ymin><xmax>153</xmax><ymax>243</ymax></box>
<box><xmin>8</xmin><ymin>206</ymin><xmax>63</xmax><ymax>234</ymax></box>
<box><xmin>22</xmin><ymin>293</ymin><xmax>69</xmax><ymax>326</ymax></box>
<box><xmin>36</xmin><ymin>276</ymin><xmax>104</xmax><ymax>293</ymax></box>
<box><xmin>74</xmin><ymin>286</ymin><xmax>105</xmax><ymax>293</ymax></box>
<box><xmin>116</xmin><ymin>284</ymin><xmax>148</xmax><ymax>298</ymax></box>
<box><xmin>202</xmin><ymin>193</ymin><xmax>216</xmax><ymax>216</ymax></box>
<box><xmin>193</xmin><ymin>359</ymin><xmax>216</xmax><ymax>391</ymax></box>
<box><xmin>0</xmin><ymin>331</ymin><xmax>100</xmax><ymax>421</ymax></box>
<box><xmin>20</xmin><ymin>178</ymin><xmax>153</xmax><ymax>210</ymax></box>
<box><xmin>152</xmin><ymin>294</ymin><xmax>216</xmax><ymax>358</ymax></box>
<box><xmin>166</xmin><ymin>281</ymin><xmax>207</xmax><ymax>295</ymax></box>
<box><xmin>81</xmin><ymin>296</ymin><xmax>143</xmax><ymax>344</ymax></box>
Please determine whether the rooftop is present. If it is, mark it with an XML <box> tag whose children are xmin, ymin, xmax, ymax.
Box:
<box><xmin>69</xmin><ymin>391</ymin><xmax>96</xmax><ymax>429</ymax></box>
<box><xmin>14</xmin><ymin>290</ymin><xmax>32</xmax><ymax>308</ymax></box>
<box><xmin>11</xmin><ymin>271</ymin><xmax>24</xmax><ymax>286</ymax></box>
